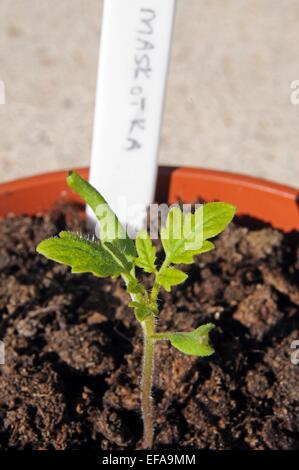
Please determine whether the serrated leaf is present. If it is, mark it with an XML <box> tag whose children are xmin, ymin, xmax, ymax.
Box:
<box><xmin>129</xmin><ymin>301</ymin><xmax>157</xmax><ymax>322</ymax></box>
<box><xmin>169</xmin><ymin>323</ymin><xmax>215</xmax><ymax>356</ymax></box>
<box><xmin>104</xmin><ymin>241</ymin><xmax>132</xmax><ymax>272</ymax></box>
<box><xmin>161</xmin><ymin>203</ymin><xmax>236</xmax><ymax>265</ymax></box>
<box><xmin>156</xmin><ymin>267</ymin><xmax>188</xmax><ymax>292</ymax></box>
<box><xmin>135</xmin><ymin>229</ymin><xmax>157</xmax><ymax>273</ymax></box>
<box><xmin>67</xmin><ymin>172</ymin><xmax>137</xmax><ymax>259</ymax></box>
<box><xmin>161</xmin><ymin>207</ymin><xmax>204</xmax><ymax>264</ymax></box>
<box><xmin>36</xmin><ymin>231</ymin><xmax>122</xmax><ymax>277</ymax></box>
<box><xmin>169</xmin><ymin>240</ymin><xmax>215</xmax><ymax>264</ymax></box>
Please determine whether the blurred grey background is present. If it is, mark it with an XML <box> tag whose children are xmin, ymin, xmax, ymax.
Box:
<box><xmin>0</xmin><ymin>0</ymin><xmax>298</xmax><ymax>187</ymax></box>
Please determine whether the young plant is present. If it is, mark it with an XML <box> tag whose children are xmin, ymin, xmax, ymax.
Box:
<box><xmin>36</xmin><ymin>172</ymin><xmax>236</xmax><ymax>449</ymax></box>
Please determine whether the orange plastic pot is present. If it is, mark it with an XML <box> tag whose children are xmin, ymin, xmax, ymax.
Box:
<box><xmin>0</xmin><ymin>167</ymin><xmax>298</xmax><ymax>232</ymax></box>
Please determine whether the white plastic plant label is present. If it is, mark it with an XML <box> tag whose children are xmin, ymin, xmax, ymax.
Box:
<box><xmin>89</xmin><ymin>0</ymin><xmax>176</xmax><ymax>234</ymax></box>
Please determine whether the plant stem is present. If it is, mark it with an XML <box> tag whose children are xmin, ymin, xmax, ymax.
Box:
<box><xmin>150</xmin><ymin>332</ymin><xmax>172</xmax><ymax>341</ymax></box>
<box><xmin>141</xmin><ymin>315</ymin><xmax>155</xmax><ymax>449</ymax></box>
<box><xmin>151</xmin><ymin>257</ymin><xmax>169</xmax><ymax>302</ymax></box>
<box><xmin>150</xmin><ymin>283</ymin><xmax>160</xmax><ymax>302</ymax></box>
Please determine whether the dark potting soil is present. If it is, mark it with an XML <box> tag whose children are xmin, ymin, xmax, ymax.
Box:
<box><xmin>0</xmin><ymin>202</ymin><xmax>298</xmax><ymax>450</ymax></box>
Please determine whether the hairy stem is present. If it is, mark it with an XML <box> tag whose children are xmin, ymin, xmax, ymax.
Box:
<box><xmin>151</xmin><ymin>257</ymin><xmax>169</xmax><ymax>302</ymax></box>
<box><xmin>141</xmin><ymin>315</ymin><xmax>155</xmax><ymax>449</ymax></box>
<box><xmin>150</xmin><ymin>283</ymin><xmax>160</xmax><ymax>302</ymax></box>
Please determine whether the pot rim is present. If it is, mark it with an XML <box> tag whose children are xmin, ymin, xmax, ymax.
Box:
<box><xmin>0</xmin><ymin>165</ymin><xmax>297</xmax><ymax>195</ymax></box>
<box><xmin>0</xmin><ymin>166</ymin><xmax>298</xmax><ymax>231</ymax></box>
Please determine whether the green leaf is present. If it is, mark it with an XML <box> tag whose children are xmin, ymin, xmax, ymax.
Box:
<box><xmin>169</xmin><ymin>323</ymin><xmax>215</xmax><ymax>356</ymax></box>
<box><xmin>135</xmin><ymin>229</ymin><xmax>157</xmax><ymax>273</ymax></box>
<box><xmin>129</xmin><ymin>301</ymin><xmax>157</xmax><ymax>322</ymax></box>
<box><xmin>161</xmin><ymin>203</ymin><xmax>236</xmax><ymax>265</ymax></box>
<box><xmin>161</xmin><ymin>207</ymin><xmax>205</xmax><ymax>264</ymax></box>
<box><xmin>202</xmin><ymin>202</ymin><xmax>236</xmax><ymax>240</ymax></box>
<box><xmin>36</xmin><ymin>231</ymin><xmax>122</xmax><ymax>277</ymax></box>
<box><xmin>156</xmin><ymin>267</ymin><xmax>188</xmax><ymax>292</ymax></box>
<box><xmin>127</xmin><ymin>280</ymin><xmax>146</xmax><ymax>295</ymax></box>
<box><xmin>103</xmin><ymin>241</ymin><xmax>132</xmax><ymax>272</ymax></box>
<box><xmin>169</xmin><ymin>240</ymin><xmax>215</xmax><ymax>264</ymax></box>
<box><xmin>67</xmin><ymin>172</ymin><xmax>137</xmax><ymax>259</ymax></box>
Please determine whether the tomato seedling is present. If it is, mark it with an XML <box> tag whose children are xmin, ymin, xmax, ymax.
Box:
<box><xmin>37</xmin><ymin>172</ymin><xmax>236</xmax><ymax>448</ymax></box>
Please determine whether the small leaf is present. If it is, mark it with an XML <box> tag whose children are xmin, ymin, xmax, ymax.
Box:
<box><xmin>169</xmin><ymin>323</ymin><xmax>215</xmax><ymax>356</ymax></box>
<box><xmin>135</xmin><ymin>308</ymin><xmax>150</xmax><ymax>322</ymax></box>
<box><xmin>161</xmin><ymin>204</ymin><xmax>236</xmax><ymax>265</ymax></box>
<box><xmin>127</xmin><ymin>280</ymin><xmax>145</xmax><ymax>295</ymax></box>
<box><xmin>129</xmin><ymin>301</ymin><xmax>156</xmax><ymax>322</ymax></box>
<box><xmin>202</xmin><ymin>202</ymin><xmax>236</xmax><ymax>240</ymax></box>
<box><xmin>135</xmin><ymin>230</ymin><xmax>157</xmax><ymax>273</ymax></box>
<box><xmin>37</xmin><ymin>231</ymin><xmax>122</xmax><ymax>277</ymax></box>
<box><xmin>161</xmin><ymin>207</ymin><xmax>204</xmax><ymax>265</ymax></box>
<box><xmin>67</xmin><ymin>172</ymin><xmax>137</xmax><ymax>259</ymax></box>
<box><xmin>169</xmin><ymin>240</ymin><xmax>215</xmax><ymax>264</ymax></box>
<box><xmin>156</xmin><ymin>267</ymin><xmax>188</xmax><ymax>292</ymax></box>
